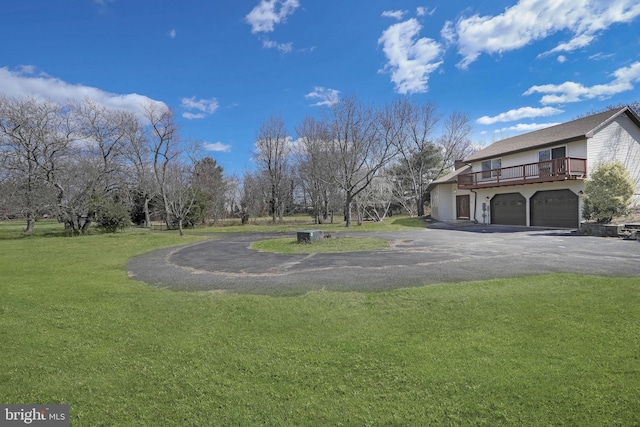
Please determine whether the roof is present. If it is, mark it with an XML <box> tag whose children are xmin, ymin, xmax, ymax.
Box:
<box><xmin>426</xmin><ymin>165</ymin><xmax>471</xmax><ymax>192</ymax></box>
<box><xmin>465</xmin><ymin>106</ymin><xmax>640</xmax><ymax>162</ymax></box>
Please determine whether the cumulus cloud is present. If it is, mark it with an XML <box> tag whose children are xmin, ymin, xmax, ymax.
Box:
<box><xmin>305</xmin><ymin>86</ymin><xmax>340</xmax><ymax>106</ymax></box>
<box><xmin>477</xmin><ymin>107</ymin><xmax>564</xmax><ymax>125</ymax></box>
<box><xmin>452</xmin><ymin>0</ymin><xmax>640</xmax><ymax>69</ymax></box>
<box><xmin>382</xmin><ymin>10</ymin><xmax>407</xmax><ymax>20</ymax></box>
<box><xmin>0</xmin><ymin>66</ymin><xmax>166</xmax><ymax>119</ymax></box>
<box><xmin>524</xmin><ymin>61</ymin><xmax>640</xmax><ymax>104</ymax></box>
<box><xmin>245</xmin><ymin>0</ymin><xmax>300</xmax><ymax>33</ymax></box>
<box><xmin>378</xmin><ymin>18</ymin><xmax>443</xmax><ymax>94</ymax></box>
<box><xmin>181</xmin><ymin>96</ymin><xmax>219</xmax><ymax>119</ymax></box>
<box><xmin>203</xmin><ymin>141</ymin><xmax>232</xmax><ymax>152</ymax></box>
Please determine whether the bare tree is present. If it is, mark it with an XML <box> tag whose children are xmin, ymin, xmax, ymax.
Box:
<box><xmin>143</xmin><ymin>102</ymin><xmax>180</xmax><ymax>228</ymax></box>
<box><xmin>437</xmin><ymin>111</ymin><xmax>474</xmax><ymax>171</ymax></box>
<box><xmin>122</xmin><ymin>114</ymin><xmax>155</xmax><ymax>227</ymax></box>
<box><xmin>53</xmin><ymin>99</ymin><xmax>131</xmax><ymax>234</ymax></box>
<box><xmin>295</xmin><ymin>116</ymin><xmax>336</xmax><ymax>223</ymax></box>
<box><xmin>0</xmin><ymin>96</ymin><xmax>74</xmax><ymax>233</ymax></box>
<box><xmin>163</xmin><ymin>160</ymin><xmax>198</xmax><ymax>235</ymax></box>
<box><xmin>326</xmin><ymin>96</ymin><xmax>396</xmax><ymax>227</ymax></box>
<box><xmin>253</xmin><ymin>114</ymin><xmax>290</xmax><ymax>222</ymax></box>
<box><xmin>383</xmin><ymin>98</ymin><xmax>442</xmax><ymax>216</ymax></box>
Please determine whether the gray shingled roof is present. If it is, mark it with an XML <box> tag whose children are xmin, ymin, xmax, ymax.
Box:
<box><xmin>426</xmin><ymin>165</ymin><xmax>471</xmax><ymax>192</ymax></box>
<box><xmin>465</xmin><ymin>106</ymin><xmax>639</xmax><ymax>162</ymax></box>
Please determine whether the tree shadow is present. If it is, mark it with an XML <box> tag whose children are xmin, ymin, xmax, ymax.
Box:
<box><xmin>391</xmin><ymin>217</ymin><xmax>428</xmax><ymax>228</ymax></box>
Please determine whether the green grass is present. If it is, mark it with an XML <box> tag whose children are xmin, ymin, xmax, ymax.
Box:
<box><xmin>190</xmin><ymin>215</ymin><xmax>428</xmax><ymax>233</ymax></box>
<box><xmin>1</xmin><ymin>221</ymin><xmax>639</xmax><ymax>425</ymax></box>
<box><xmin>251</xmin><ymin>236</ymin><xmax>389</xmax><ymax>253</ymax></box>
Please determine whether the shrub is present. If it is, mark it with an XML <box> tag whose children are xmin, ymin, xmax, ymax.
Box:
<box><xmin>582</xmin><ymin>162</ymin><xmax>635</xmax><ymax>223</ymax></box>
<box><xmin>93</xmin><ymin>198</ymin><xmax>131</xmax><ymax>233</ymax></box>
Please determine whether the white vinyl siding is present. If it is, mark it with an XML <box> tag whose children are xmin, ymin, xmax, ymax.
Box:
<box><xmin>588</xmin><ymin>115</ymin><xmax>640</xmax><ymax>205</ymax></box>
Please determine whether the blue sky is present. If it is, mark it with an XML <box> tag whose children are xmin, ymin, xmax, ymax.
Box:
<box><xmin>2</xmin><ymin>0</ymin><xmax>640</xmax><ymax>175</ymax></box>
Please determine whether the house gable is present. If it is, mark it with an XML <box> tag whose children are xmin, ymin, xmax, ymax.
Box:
<box><xmin>465</xmin><ymin>107</ymin><xmax>639</xmax><ymax>163</ymax></box>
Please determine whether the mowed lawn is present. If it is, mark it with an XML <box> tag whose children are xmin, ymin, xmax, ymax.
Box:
<box><xmin>0</xmin><ymin>222</ymin><xmax>639</xmax><ymax>425</ymax></box>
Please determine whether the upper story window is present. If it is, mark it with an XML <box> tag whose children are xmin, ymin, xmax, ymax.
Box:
<box><xmin>539</xmin><ymin>147</ymin><xmax>566</xmax><ymax>176</ymax></box>
<box><xmin>539</xmin><ymin>146</ymin><xmax>566</xmax><ymax>161</ymax></box>
<box><xmin>481</xmin><ymin>158</ymin><xmax>501</xmax><ymax>178</ymax></box>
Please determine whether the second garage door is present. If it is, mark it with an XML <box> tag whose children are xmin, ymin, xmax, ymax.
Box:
<box><xmin>530</xmin><ymin>189</ymin><xmax>579</xmax><ymax>228</ymax></box>
<box><xmin>491</xmin><ymin>193</ymin><xmax>526</xmax><ymax>226</ymax></box>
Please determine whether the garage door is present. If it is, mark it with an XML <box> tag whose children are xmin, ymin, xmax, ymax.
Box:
<box><xmin>491</xmin><ymin>193</ymin><xmax>526</xmax><ymax>226</ymax></box>
<box><xmin>530</xmin><ymin>189</ymin><xmax>578</xmax><ymax>228</ymax></box>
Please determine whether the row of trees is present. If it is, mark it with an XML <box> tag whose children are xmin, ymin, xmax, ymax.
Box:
<box><xmin>1</xmin><ymin>94</ymin><xmax>474</xmax><ymax>234</ymax></box>
<box><xmin>249</xmin><ymin>96</ymin><xmax>474</xmax><ymax>226</ymax></box>
<box><xmin>0</xmin><ymin>96</ymin><xmax>229</xmax><ymax>235</ymax></box>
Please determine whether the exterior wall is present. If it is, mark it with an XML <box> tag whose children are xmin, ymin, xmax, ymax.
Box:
<box><xmin>472</xmin><ymin>181</ymin><xmax>585</xmax><ymax>226</ymax></box>
<box><xmin>587</xmin><ymin>115</ymin><xmax>640</xmax><ymax>206</ymax></box>
<box><xmin>468</xmin><ymin>140</ymin><xmax>587</xmax><ymax>172</ymax></box>
<box><xmin>432</xmin><ymin>112</ymin><xmax>640</xmax><ymax>224</ymax></box>
<box><xmin>430</xmin><ymin>183</ymin><xmax>456</xmax><ymax>221</ymax></box>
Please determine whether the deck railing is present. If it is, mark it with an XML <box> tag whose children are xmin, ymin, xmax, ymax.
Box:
<box><xmin>458</xmin><ymin>157</ymin><xmax>587</xmax><ymax>189</ymax></box>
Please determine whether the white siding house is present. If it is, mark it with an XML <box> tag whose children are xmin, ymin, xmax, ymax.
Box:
<box><xmin>429</xmin><ymin>106</ymin><xmax>640</xmax><ymax>228</ymax></box>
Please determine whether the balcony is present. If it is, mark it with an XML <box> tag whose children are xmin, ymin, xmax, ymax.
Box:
<box><xmin>458</xmin><ymin>157</ymin><xmax>587</xmax><ymax>190</ymax></box>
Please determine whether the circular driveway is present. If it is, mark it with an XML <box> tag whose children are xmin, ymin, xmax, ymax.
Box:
<box><xmin>127</xmin><ymin>225</ymin><xmax>640</xmax><ymax>295</ymax></box>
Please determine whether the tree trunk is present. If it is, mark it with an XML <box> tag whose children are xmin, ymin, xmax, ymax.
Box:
<box><xmin>178</xmin><ymin>218</ymin><xmax>184</xmax><ymax>236</ymax></box>
<box><xmin>24</xmin><ymin>215</ymin><xmax>35</xmax><ymax>234</ymax></box>
<box><xmin>143</xmin><ymin>197</ymin><xmax>151</xmax><ymax>228</ymax></box>
<box><xmin>417</xmin><ymin>195</ymin><xmax>425</xmax><ymax>217</ymax></box>
<box><xmin>344</xmin><ymin>192</ymin><xmax>353</xmax><ymax>227</ymax></box>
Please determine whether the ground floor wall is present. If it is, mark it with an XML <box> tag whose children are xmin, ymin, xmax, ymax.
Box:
<box><xmin>434</xmin><ymin>181</ymin><xmax>586</xmax><ymax>227</ymax></box>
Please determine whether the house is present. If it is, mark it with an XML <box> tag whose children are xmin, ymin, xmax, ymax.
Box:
<box><xmin>429</xmin><ymin>106</ymin><xmax>640</xmax><ymax>228</ymax></box>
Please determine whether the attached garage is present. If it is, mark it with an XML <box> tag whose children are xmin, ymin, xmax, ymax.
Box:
<box><xmin>491</xmin><ymin>193</ymin><xmax>526</xmax><ymax>226</ymax></box>
<box><xmin>530</xmin><ymin>189</ymin><xmax>579</xmax><ymax>228</ymax></box>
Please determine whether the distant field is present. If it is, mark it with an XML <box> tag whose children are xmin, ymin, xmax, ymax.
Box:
<box><xmin>0</xmin><ymin>220</ymin><xmax>638</xmax><ymax>425</ymax></box>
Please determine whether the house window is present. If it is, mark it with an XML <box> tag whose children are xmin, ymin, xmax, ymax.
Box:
<box><xmin>482</xmin><ymin>159</ymin><xmax>501</xmax><ymax>179</ymax></box>
<box><xmin>539</xmin><ymin>147</ymin><xmax>566</xmax><ymax>176</ymax></box>
<box><xmin>538</xmin><ymin>146</ymin><xmax>566</xmax><ymax>161</ymax></box>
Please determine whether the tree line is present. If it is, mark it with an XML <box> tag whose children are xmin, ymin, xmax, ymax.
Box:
<box><xmin>250</xmin><ymin>96</ymin><xmax>474</xmax><ymax>226</ymax></box>
<box><xmin>0</xmin><ymin>94</ymin><xmax>474</xmax><ymax>234</ymax></box>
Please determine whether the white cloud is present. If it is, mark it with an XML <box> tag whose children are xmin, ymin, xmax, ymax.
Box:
<box><xmin>262</xmin><ymin>38</ymin><xmax>293</xmax><ymax>53</ymax></box>
<box><xmin>378</xmin><ymin>18</ymin><xmax>443</xmax><ymax>94</ymax></box>
<box><xmin>168</xmin><ymin>29</ymin><xmax>177</xmax><ymax>39</ymax></box>
<box><xmin>305</xmin><ymin>86</ymin><xmax>340</xmax><ymax>107</ymax></box>
<box><xmin>203</xmin><ymin>141</ymin><xmax>232</xmax><ymax>152</ymax></box>
<box><xmin>440</xmin><ymin>21</ymin><xmax>456</xmax><ymax>46</ymax></box>
<box><xmin>417</xmin><ymin>7</ymin><xmax>436</xmax><ymax>17</ymax></box>
<box><xmin>452</xmin><ymin>0</ymin><xmax>640</xmax><ymax>69</ymax></box>
<box><xmin>180</xmin><ymin>96</ymin><xmax>219</xmax><ymax>119</ymax></box>
<box><xmin>245</xmin><ymin>0</ymin><xmax>300</xmax><ymax>33</ymax></box>
<box><xmin>589</xmin><ymin>52</ymin><xmax>615</xmax><ymax>61</ymax></box>
<box><xmin>524</xmin><ymin>61</ymin><xmax>640</xmax><ymax>104</ymax></box>
<box><xmin>477</xmin><ymin>106</ymin><xmax>563</xmax><ymax>125</ymax></box>
<box><xmin>382</xmin><ymin>10</ymin><xmax>407</xmax><ymax>20</ymax></box>
<box><xmin>496</xmin><ymin>122</ymin><xmax>561</xmax><ymax>133</ymax></box>
<box><xmin>0</xmin><ymin>66</ymin><xmax>166</xmax><ymax>119</ymax></box>
<box><xmin>557</xmin><ymin>55</ymin><xmax>567</xmax><ymax>63</ymax></box>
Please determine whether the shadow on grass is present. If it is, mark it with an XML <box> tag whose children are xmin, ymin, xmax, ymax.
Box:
<box><xmin>390</xmin><ymin>217</ymin><xmax>427</xmax><ymax>228</ymax></box>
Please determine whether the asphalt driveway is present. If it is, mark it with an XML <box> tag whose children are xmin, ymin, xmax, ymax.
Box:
<box><xmin>127</xmin><ymin>224</ymin><xmax>640</xmax><ymax>295</ymax></box>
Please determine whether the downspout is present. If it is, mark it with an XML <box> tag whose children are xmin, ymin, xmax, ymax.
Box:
<box><xmin>470</xmin><ymin>189</ymin><xmax>478</xmax><ymax>223</ymax></box>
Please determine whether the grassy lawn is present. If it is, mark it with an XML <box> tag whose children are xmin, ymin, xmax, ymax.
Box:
<box><xmin>1</xmin><ymin>221</ymin><xmax>639</xmax><ymax>425</ymax></box>
<box><xmin>191</xmin><ymin>215</ymin><xmax>428</xmax><ymax>233</ymax></box>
